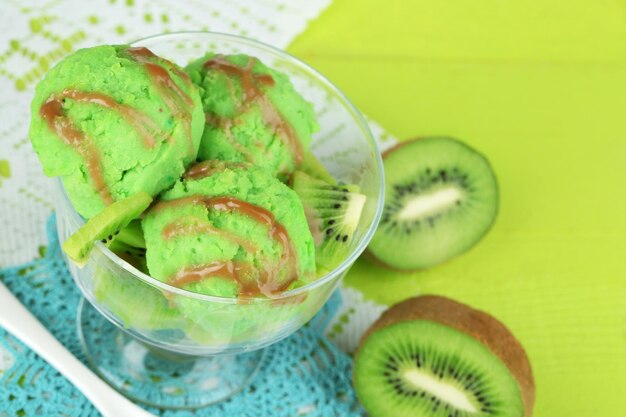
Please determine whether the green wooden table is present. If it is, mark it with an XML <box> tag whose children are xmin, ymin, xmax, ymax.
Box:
<box><xmin>289</xmin><ymin>1</ymin><xmax>626</xmax><ymax>415</ymax></box>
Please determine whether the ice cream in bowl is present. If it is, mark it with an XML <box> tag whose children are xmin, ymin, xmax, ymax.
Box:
<box><xmin>32</xmin><ymin>32</ymin><xmax>384</xmax><ymax>408</ymax></box>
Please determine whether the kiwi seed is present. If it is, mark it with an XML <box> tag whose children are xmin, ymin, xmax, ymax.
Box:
<box><xmin>291</xmin><ymin>171</ymin><xmax>366</xmax><ymax>270</ymax></box>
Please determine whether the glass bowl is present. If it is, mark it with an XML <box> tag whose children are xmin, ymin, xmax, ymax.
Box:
<box><xmin>55</xmin><ymin>31</ymin><xmax>384</xmax><ymax>409</ymax></box>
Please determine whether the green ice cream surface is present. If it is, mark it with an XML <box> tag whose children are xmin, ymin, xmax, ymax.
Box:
<box><xmin>142</xmin><ymin>162</ymin><xmax>316</xmax><ymax>298</ymax></box>
<box><xmin>29</xmin><ymin>44</ymin><xmax>204</xmax><ymax>218</ymax></box>
<box><xmin>185</xmin><ymin>53</ymin><xmax>319</xmax><ymax>179</ymax></box>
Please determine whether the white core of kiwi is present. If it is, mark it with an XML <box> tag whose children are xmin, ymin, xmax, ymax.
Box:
<box><xmin>345</xmin><ymin>193</ymin><xmax>367</xmax><ymax>227</ymax></box>
<box><xmin>403</xmin><ymin>368</ymin><xmax>477</xmax><ymax>413</ymax></box>
<box><xmin>397</xmin><ymin>186</ymin><xmax>464</xmax><ymax>221</ymax></box>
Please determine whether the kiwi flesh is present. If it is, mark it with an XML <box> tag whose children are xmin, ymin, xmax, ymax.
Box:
<box><xmin>93</xmin><ymin>266</ymin><xmax>182</xmax><ymax>330</ymax></box>
<box><xmin>368</xmin><ymin>137</ymin><xmax>498</xmax><ymax>270</ymax></box>
<box><xmin>62</xmin><ymin>192</ymin><xmax>152</xmax><ymax>266</ymax></box>
<box><xmin>113</xmin><ymin>219</ymin><xmax>146</xmax><ymax>249</ymax></box>
<box><xmin>353</xmin><ymin>295</ymin><xmax>534</xmax><ymax>417</ymax></box>
<box><xmin>108</xmin><ymin>239</ymin><xmax>148</xmax><ymax>273</ymax></box>
<box><xmin>291</xmin><ymin>171</ymin><xmax>366</xmax><ymax>270</ymax></box>
<box><xmin>299</xmin><ymin>151</ymin><xmax>337</xmax><ymax>185</ymax></box>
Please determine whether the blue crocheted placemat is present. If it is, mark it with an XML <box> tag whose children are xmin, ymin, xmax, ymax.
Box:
<box><xmin>0</xmin><ymin>215</ymin><xmax>363</xmax><ymax>416</ymax></box>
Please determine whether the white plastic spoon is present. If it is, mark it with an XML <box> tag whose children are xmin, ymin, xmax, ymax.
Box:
<box><xmin>0</xmin><ymin>281</ymin><xmax>157</xmax><ymax>417</ymax></box>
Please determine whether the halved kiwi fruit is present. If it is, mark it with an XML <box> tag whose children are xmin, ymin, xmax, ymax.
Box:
<box><xmin>291</xmin><ymin>171</ymin><xmax>366</xmax><ymax>270</ymax></box>
<box><xmin>62</xmin><ymin>192</ymin><xmax>152</xmax><ymax>266</ymax></box>
<box><xmin>354</xmin><ymin>295</ymin><xmax>534</xmax><ymax>417</ymax></box>
<box><xmin>369</xmin><ymin>137</ymin><xmax>498</xmax><ymax>270</ymax></box>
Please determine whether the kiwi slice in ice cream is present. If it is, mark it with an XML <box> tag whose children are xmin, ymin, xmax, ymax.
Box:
<box><xmin>291</xmin><ymin>171</ymin><xmax>366</xmax><ymax>270</ymax></box>
<box><xmin>93</xmin><ymin>267</ymin><xmax>182</xmax><ymax>330</ymax></box>
<box><xmin>62</xmin><ymin>192</ymin><xmax>152</xmax><ymax>266</ymax></box>
<box><xmin>299</xmin><ymin>151</ymin><xmax>337</xmax><ymax>185</ymax></box>
<box><xmin>113</xmin><ymin>219</ymin><xmax>146</xmax><ymax>249</ymax></box>
<box><xmin>108</xmin><ymin>239</ymin><xmax>148</xmax><ymax>273</ymax></box>
<box><xmin>368</xmin><ymin>137</ymin><xmax>498</xmax><ymax>270</ymax></box>
<box><xmin>354</xmin><ymin>295</ymin><xmax>534</xmax><ymax>417</ymax></box>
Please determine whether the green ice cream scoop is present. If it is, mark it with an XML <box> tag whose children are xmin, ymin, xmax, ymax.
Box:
<box><xmin>29</xmin><ymin>45</ymin><xmax>205</xmax><ymax>218</ymax></box>
<box><xmin>185</xmin><ymin>53</ymin><xmax>319</xmax><ymax>179</ymax></box>
<box><xmin>142</xmin><ymin>160</ymin><xmax>316</xmax><ymax>298</ymax></box>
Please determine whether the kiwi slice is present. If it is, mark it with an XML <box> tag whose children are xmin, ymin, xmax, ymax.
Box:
<box><xmin>113</xmin><ymin>219</ymin><xmax>146</xmax><ymax>249</ymax></box>
<box><xmin>368</xmin><ymin>137</ymin><xmax>498</xmax><ymax>270</ymax></box>
<box><xmin>354</xmin><ymin>295</ymin><xmax>534</xmax><ymax>417</ymax></box>
<box><xmin>291</xmin><ymin>171</ymin><xmax>366</xmax><ymax>270</ymax></box>
<box><xmin>108</xmin><ymin>239</ymin><xmax>148</xmax><ymax>273</ymax></box>
<box><xmin>93</xmin><ymin>266</ymin><xmax>183</xmax><ymax>330</ymax></box>
<box><xmin>62</xmin><ymin>192</ymin><xmax>152</xmax><ymax>266</ymax></box>
<box><xmin>299</xmin><ymin>151</ymin><xmax>337</xmax><ymax>185</ymax></box>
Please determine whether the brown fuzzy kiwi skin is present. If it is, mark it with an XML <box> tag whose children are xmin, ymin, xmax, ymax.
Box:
<box><xmin>354</xmin><ymin>295</ymin><xmax>535</xmax><ymax>417</ymax></box>
<box><xmin>362</xmin><ymin>247</ymin><xmax>420</xmax><ymax>272</ymax></box>
<box><xmin>381</xmin><ymin>138</ymin><xmax>416</xmax><ymax>159</ymax></box>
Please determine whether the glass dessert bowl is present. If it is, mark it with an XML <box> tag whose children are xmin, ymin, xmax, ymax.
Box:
<box><xmin>55</xmin><ymin>32</ymin><xmax>384</xmax><ymax>409</ymax></box>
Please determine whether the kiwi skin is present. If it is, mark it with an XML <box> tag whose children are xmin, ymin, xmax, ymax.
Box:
<box><xmin>380</xmin><ymin>136</ymin><xmax>434</xmax><ymax>159</ymax></box>
<box><xmin>355</xmin><ymin>295</ymin><xmax>535</xmax><ymax>417</ymax></box>
<box><xmin>368</xmin><ymin>136</ymin><xmax>499</xmax><ymax>271</ymax></box>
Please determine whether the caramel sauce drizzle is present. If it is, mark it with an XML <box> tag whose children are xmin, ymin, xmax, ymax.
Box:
<box><xmin>155</xmin><ymin>195</ymin><xmax>298</xmax><ymax>296</ymax></box>
<box><xmin>203</xmin><ymin>55</ymin><xmax>304</xmax><ymax>165</ymax></box>
<box><xmin>183</xmin><ymin>160</ymin><xmax>247</xmax><ymax>180</ymax></box>
<box><xmin>169</xmin><ymin>260</ymin><xmax>296</xmax><ymax>298</ymax></box>
<box><xmin>162</xmin><ymin>217</ymin><xmax>257</xmax><ymax>253</ymax></box>
<box><xmin>126</xmin><ymin>47</ymin><xmax>195</xmax><ymax>153</ymax></box>
<box><xmin>40</xmin><ymin>47</ymin><xmax>195</xmax><ymax>205</ymax></box>
<box><xmin>126</xmin><ymin>46</ymin><xmax>191</xmax><ymax>85</ymax></box>
<box><xmin>169</xmin><ymin>261</ymin><xmax>258</xmax><ymax>296</ymax></box>
<box><xmin>40</xmin><ymin>93</ymin><xmax>114</xmax><ymax>204</ymax></box>
<box><xmin>63</xmin><ymin>90</ymin><xmax>160</xmax><ymax>147</ymax></box>
<box><xmin>183</xmin><ymin>160</ymin><xmax>220</xmax><ymax>180</ymax></box>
